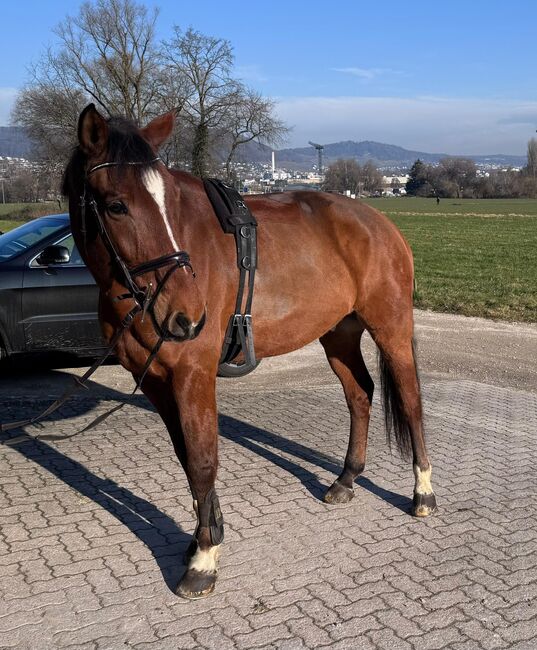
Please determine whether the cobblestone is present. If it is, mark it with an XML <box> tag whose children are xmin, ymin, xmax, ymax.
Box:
<box><xmin>0</xmin><ymin>369</ymin><xmax>536</xmax><ymax>648</ymax></box>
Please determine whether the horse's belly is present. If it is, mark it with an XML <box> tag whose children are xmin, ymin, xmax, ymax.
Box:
<box><xmin>251</xmin><ymin>262</ymin><xmax>355</xmax><ymax>357</ymax></box>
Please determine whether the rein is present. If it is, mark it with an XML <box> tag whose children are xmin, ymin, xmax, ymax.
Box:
<box><xmin>0</xmin><ymin>157</ymin><xmax>198</xmax><ymax>442</ymax></box>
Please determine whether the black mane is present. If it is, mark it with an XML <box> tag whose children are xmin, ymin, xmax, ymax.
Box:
<box><xmin>62</xmin><ymin>116</ymin><xmax>157</xmax><ymax>197</ymax></box>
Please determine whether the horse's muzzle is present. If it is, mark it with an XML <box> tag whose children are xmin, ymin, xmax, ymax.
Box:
<box><xmin>165</xmin><ymin>309</ymin><xmax>206</xmax><ymax>341</ymax></box>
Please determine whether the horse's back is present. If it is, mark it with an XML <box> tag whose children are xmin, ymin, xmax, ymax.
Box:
<box><xmin>241</xmin><ymin>191</ymin><xmax>414</xmax><ymax>356</ymax></box>
<box><xmin>246</xmin><ymin>190</ymin><xmax>412</xmax><ymax>283</ymax></box>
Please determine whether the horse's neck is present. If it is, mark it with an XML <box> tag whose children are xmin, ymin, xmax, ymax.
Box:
<box><xmin>171</xmin><ymin>172</ymin><xmax>214</xmax><ymax>240</ymax></box>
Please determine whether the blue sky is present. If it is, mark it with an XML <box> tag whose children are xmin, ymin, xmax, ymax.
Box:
<box><xmin>1</xmin><ymin>0</ymin><xmax>536</xmax><ymax>154</ymax></box>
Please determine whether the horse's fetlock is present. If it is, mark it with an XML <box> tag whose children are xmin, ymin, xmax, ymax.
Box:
<box><xmin>196</xmin><ymin>487</ymin><xmax>224</xmax><ymax>546</ymax></box>
<box><xmin>346</xmin><ymin>460</ymin><xmax>365</xmax><ymax>476</ymax></box>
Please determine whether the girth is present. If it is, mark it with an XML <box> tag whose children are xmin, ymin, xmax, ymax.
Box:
<box><xmin>203</xmin><ymin>179</ymin><xmax>258</xmax><ymax>375</ymax></box>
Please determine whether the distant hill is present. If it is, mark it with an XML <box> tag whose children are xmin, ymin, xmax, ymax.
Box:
<box><xmin>0</xmin><ymin>126</ymin><xmax>34</xmax><ymax>159</ymax></box>
<box><xmin>0</xmin><ymin>125</ymin><xmax>526</xmax><ymax>170</ymax></box>
<box><xmin>270</xmin><ymin>140</ymin><xmax>527</xmax><ymax>170</ymax></box>
<box><xmin>223</xmin><ymin>139</ymin><xmax>272</xmax><ymax>163</ymax></box>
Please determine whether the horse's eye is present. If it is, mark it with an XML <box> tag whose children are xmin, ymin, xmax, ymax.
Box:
<box><xmin>107</xmin><ymin>201</ymin><xmax>127</xmax><ymax>215</ymax></box>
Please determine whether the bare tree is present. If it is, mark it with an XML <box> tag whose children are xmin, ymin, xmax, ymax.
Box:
<box><xmin>12</xmin><ymin>0</ymin><xmax>162</xmax><ymax>167</ymax></box>
<box><xmin>53</xmin><ymin>0</ymin><xmax>161</xmax><ymax>121</ymax></box>
<box><xmin>322</xmin><ymin>159</ymin><xmax>362</xmax><ymax>194</ymax></box>
<box><xmin>222</xmin><ymin>88</ymin><xmax>289</xmax><ymax>180</ymax></box>
<box><xmin>527</xmin><ymin>138</ymin><xmax>537</xmax><ymax>179</ymax></box>
<box><xmin>323</xmin><ymin>159</ymin><xmax>383</xmax><ymax>196</ymax></box>
<box><xmin>12</xmin><ymin>0</ymin><xmax>288</xmax><ymax>184</ymax></box>
<box><xmin>361</xmin><ymin>160</ymin><xmax>383</xmax><ymax>194</ymax></box>
<box><xmin>12</xmin><ymin>74</ymin><xmax>87</xmax><ymax>162</ymax></box>
<box><xmin>162</xmin><ymin>27</ymin><xmax>243</xmax><ymax>176</ymax></box>
<box><xmin>438</xmin><ymin>157</ymin><xmax>477</xmax><ymax>198</ymax></box>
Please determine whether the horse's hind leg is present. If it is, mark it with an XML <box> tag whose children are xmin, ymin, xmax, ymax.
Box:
<box><xmin>320</xmin><ymin>315</ymin><xmax>374</xmax><ymax>504</ymax></box>
<box><xmin>374</xmin><ymin>330</ymin><xmax>438</xmax><ymax>517</ymax></box>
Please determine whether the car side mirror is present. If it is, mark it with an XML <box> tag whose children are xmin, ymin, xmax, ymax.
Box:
<box><xmin>36</xmin><ymin>245</ymin><xmax>70</xmax><ymax>266</ymax></box>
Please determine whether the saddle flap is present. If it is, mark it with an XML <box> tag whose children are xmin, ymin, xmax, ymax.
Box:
<box><xmin>203</xmin><ymin>178</ymin><xmax>257</xmax><ymax>234</ymax></box>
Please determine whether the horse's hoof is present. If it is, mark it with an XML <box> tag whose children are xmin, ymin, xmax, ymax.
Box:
<box><xmin>324</xmin><ymin>481</ymin><xmax>354</xmax><ymax>504</ymax></box>
<box><xmin>176</xmin><ymin>568</ymin><xmax>217</xmax><ymax>600</ymax></box>
<box><xmin>182</xmin><ymin>539</ymin><xmax>198</xmax><ymax>565</ymax></box>
<box><xmin>412</xmin><ymin>492</ymin><xmax>438</xmax><ymax>517</ymax></box>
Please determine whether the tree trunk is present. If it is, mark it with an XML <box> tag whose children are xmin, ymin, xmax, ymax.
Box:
<box><xmin>191</xmin><ymin>122</ymin><xmax>209</xmax><ymax>178</ymax></box>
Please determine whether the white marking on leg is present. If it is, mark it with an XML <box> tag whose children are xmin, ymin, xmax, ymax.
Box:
<box><xmin>414</xmin><ymin>464</ymin><xmax>433</xmax><ymax>495</ymax></box>
<box><xmin>189</xmin><ymin>545</ymin><xmax>220</xmax><ymax>574</ymax></box>
<box><xmin>142</xmin><ymin>168</ymin><xmax>180</xmax><ymax>250</ymax></box>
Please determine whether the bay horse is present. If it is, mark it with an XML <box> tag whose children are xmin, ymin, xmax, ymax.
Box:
<box><xmin>62</xmin><ymin>104</ymin><xmax>437</xmax><ymax>599</ymax></box>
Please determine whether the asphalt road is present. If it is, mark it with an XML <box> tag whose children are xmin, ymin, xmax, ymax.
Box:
<box><xmin>2</xmin><ymin>309</ymin><xmax>535</xmax><ymax>399</ymax></box>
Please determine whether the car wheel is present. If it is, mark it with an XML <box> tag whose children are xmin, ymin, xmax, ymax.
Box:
<box><xmin>217</xmin><ymin>359</ymin><xmax>261</xmax><ymax>378</ymax></box>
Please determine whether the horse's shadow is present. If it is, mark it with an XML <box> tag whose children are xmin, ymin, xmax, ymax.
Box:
<box><xmin>5</xmin><ymin>434</ymin><xmax>191</xmax><ymax>593</ymax></box>
<box><xmin>219</xmin><ymin>414</ymin><xmax>412</xmax><ymax>513</ymax></box>
<box><xmin>1</xmin><ymin>370</ymin><xmax>411</xmax><ymax>593</ymax></box>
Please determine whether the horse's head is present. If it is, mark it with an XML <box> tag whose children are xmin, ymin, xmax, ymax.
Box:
<box><xmin>65</xmin><ymin>104</ymin><xmax>206</xmax><ymax>342</ymax></box>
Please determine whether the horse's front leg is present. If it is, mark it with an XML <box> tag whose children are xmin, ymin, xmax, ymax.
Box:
<box><xmin>168</xmin><ymin>364</ymin><xmax>223</xmax><ymax>600</ymax></box>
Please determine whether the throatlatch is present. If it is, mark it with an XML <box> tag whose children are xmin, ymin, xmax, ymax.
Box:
<box><xmin>203</xmin><ymin>179</ymin><xmax>258</xmax><ymax>375</ymax></box>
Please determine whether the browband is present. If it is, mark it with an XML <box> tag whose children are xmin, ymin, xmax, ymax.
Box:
<box><xmin>87</xmin><ymin>157</ymin><xmax>161</xmax><ymax>176</ymax></box>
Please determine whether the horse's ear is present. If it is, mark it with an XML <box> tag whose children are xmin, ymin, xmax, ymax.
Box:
<box><xmin>140</xmin><ymin>112</ymin><xmax>176</xmax><ymax>150</ymax></box>
<box><xmin>78</xmin><ymin>104</ymin><xmax>108</xmax><ymax>156</ymax></box>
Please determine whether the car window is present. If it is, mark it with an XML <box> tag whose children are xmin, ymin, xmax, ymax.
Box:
<box><xmin>29</xmin><ymin>232</ymin><xmax>86</xmax><ymax>268</ymax></box>
<box><xmin>57</xmin><ymin>234</ymin><xmax>84</xmax><ymax>266</ymax></box>
<box><xmin>0</xmin><ymin>218</ymin><xmax>67</xmax><ymax>262</ymax></box>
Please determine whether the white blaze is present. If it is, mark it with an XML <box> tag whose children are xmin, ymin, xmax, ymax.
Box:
<box><xmin>142</xmin><ymin>168</ymin><xmax>180</xmax><ymax>250</ymax></box>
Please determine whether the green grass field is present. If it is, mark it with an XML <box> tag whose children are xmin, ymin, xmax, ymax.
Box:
<box><xmin>0</xmin><ymin>202</ymin><xmax>65</xmax><ymax>221</ymax></box>
<box><xmin>0</xmin><ymin>219</ymin><xmax>23</xmax><ymax>233</ymax></box>
<box><xmin>0</xmin><ymin>202</ymin><xmax>65</xmax><ymax>237</ymax></box>
<box><xmin>364</xmin><ymin>197</ymin><xmax>537</xmax><ymax>322</ymax></box>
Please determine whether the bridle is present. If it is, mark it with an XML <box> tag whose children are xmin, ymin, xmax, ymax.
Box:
<box><xmin>80</xmin><ymin>157</ymin><xmax>202</xmax><ymax>343</ymax></box>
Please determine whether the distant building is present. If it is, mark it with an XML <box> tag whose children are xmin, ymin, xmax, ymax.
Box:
<box><xmin>381</xmin><ymin>175</ymin><xmax>409</xmax><ymax>196</ymax></box>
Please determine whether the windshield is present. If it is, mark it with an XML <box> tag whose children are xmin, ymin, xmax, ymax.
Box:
<box><xmin>0</xmin><ymin>217</ymin><xmax>68</xmax><ymax>262</ymax></box>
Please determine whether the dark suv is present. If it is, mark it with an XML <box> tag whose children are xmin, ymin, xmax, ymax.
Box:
<box><xmin>0</xmin><ymin>214</ymin><xmax>104</xmax><ymax>361</ymax></box>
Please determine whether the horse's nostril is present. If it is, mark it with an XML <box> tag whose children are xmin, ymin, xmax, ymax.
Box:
<box><xmin>171</xmin><ymin>312</ymin><xmax>191</xmax><ymax>338</ymax></box>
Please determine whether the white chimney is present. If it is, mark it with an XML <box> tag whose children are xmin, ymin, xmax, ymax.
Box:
<box><xmin>271</xmin><ymin>151</ymin><xmax>275</xmax><ymax>174</ymax></box>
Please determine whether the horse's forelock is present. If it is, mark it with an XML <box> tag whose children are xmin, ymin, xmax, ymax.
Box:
<box><xmin>106</xmin><ymin>117</ymin><xmax>157</xmax><ymax>168</ymax></box>
<box><xmin>62</xmin><ymin>116</ymin><xmax>159</xmax><ymax>197</ymax></box>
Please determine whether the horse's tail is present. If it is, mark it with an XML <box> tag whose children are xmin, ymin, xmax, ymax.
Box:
<box><xmin>377</xmin><ymin>339</ymin><xmax>419</xmax><ymax>459</ymax></box>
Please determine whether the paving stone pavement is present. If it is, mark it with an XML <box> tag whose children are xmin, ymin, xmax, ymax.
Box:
<box><xmin>1</xmin><ymin>368</ymin><xmax>537</xmax><ymax>649</ymax></box>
